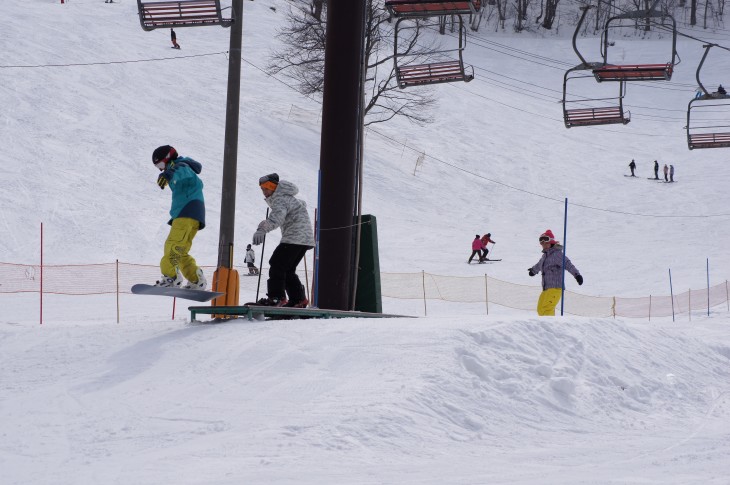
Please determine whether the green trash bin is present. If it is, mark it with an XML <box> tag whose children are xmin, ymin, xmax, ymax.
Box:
<box><xmin>355</xmin><ymin>214</ymin><xmax>382</xmax><ymax>313</ymax></box>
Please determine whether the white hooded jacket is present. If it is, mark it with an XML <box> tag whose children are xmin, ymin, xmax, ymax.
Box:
<box><xmin>258</xmin><ymin>180</ymin><xmax>315</xmax><ymax>247</ymax></box>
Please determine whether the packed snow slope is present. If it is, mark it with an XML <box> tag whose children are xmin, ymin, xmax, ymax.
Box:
<box><xmin>3</xmin><ymin>316</ymin><xmax>730</xmax><ymax>484</ymax></box>
<box><xmin>1</xmin><ymin>1</ymin><xmax>730</xmax><ymax>484</ymax></box>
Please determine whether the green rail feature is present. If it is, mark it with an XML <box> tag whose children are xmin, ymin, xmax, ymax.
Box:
<box><xmin>189</xmin><ymin>305</ymin><xmax>415</xmax><ymax>322</ymax></box>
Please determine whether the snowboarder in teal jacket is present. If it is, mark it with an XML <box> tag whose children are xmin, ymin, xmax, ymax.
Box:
<box><xmin>152</xmin><ymin>145</ymin><xmax>207</xmax><ymax>290</ymax></box>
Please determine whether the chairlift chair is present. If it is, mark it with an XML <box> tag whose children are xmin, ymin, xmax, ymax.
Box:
<box><xmin>137</xmin><ymin>0</ymin><xmax>232</xmax><ymax>31</ymax></box>
<box><xmin>385</xmin><ymin>0</ymin><xmax>482</xmax><ymax>17</ymax></box>
<box><xmin>562</xmin><ymin>6</ymin><xmax>630</xmax><ymax>128</ymax></box>
<box><xmin>592</xmin><ymin>0</ymin><xmax>678</xmax><ymax>82</ymax></box>
<box><xmin>686</xmin><ymin>44</ymin><xmax>730</xmax><ymax>149</ymax></box>
<box><xmin>563</xmin><ymin>69</ymin><xmax>630</xmax><ymax>128</ymax></box>
<box><xmin>385</xmin><ymin>0</ymin><xmax>478</xmax><ymax>88</ymax></box>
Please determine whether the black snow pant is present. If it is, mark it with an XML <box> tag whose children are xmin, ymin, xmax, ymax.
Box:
<box><xmin>267</xmin><ymin>243</ymin><xmax>311</xmax><ymax>302</ymax></box>
<box><xmin>468</xmin><ymin>250</ymin><xmax>481</xmax><ymax>263</ymax></box>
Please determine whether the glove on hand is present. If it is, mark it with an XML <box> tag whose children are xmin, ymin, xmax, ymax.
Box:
<box><xmin>575</xmin><ymin>274</ymin><xmax>583</xmax><ymax>285</ymax></box>
<box><xmin>528</xmin><ymin>268</ymin><xmax>536</xmax><ymax>277</ymax></box>
<box><xmin>252</xmin><ymin>229</ymin><xmax>266</xmax><ymax>245</ymax></box>
<box><xmin>157</xmin><ymin>165</ymin><xmax>176</xmax><ymax>189</ymax></box>
<box><xmin>157</xmin><ymin>173</ymin><xmax>169</xmax><ymax>189</ymax></box>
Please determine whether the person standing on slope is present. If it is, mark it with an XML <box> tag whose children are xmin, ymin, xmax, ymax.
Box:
<box><xmin>244</xmin><ymin>244</ymin><xmax>259</xmax><ymax>275</ymax></box>
<box><xmin>251</xmin><ymin>173</ymin><xmax>314</xmax><ymax>307</ymax></box>
<box><xmin>663</xmin><ymin>164</ymin><xmax>669</xmax><ymax>182</ymax></box>
<box><xmin>653</xmin><ymin>160</ymin><xmax>660</xmax><ymax>180</ymax></box>
<box><xmin>171</xmin><ymin>28</ymin><xmax>181</xmax><ymax>49</ymax></box>
<box><xmin>628</xmin><ymin>159</ymin><xmax>636</xmax><ymax>177</ymax></box>
<box><xmin>479</xmin><ymin>233</ymin><xmax>496</xmax><ymax>262</ymax></box>
<box><xmin>152</xmin><ymin>145</ymin><xmax>207</xmax><ymax>290</ymax></box>
<box><xmin>468</xmin><ymin>235</ymin><xmax>482</xmax><ymax>264</ymax></box>
<box><xmin>528</xmin><ymin>229</ymin><xmax>583</xmax><ymax>316</ymax></box>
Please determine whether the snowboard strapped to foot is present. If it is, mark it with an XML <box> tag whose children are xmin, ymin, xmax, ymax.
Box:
<box><xmin>131</xmin><ymin>284</ymin><xmax>223</xmax><ymax>302</ymax></box>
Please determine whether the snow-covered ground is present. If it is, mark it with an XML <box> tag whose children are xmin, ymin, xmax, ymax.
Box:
<box><xmin>1</xmin><ymin>1</ymin><xmax>729</xmax><ymax>483</ymax></box>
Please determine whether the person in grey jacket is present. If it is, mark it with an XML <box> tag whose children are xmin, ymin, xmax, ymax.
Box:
<box><xmin>528</xmin><ymin>229</ymin><xmax>583</xmax><ymax>316</ymax></box>
<box><xmin>251</xmin><ymin>173</ymin><xmax>315</xmax><ymax>307</ymax></box>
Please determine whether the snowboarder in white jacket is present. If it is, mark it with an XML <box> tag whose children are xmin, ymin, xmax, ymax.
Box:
<box><xmin>244</xmin><ymin>244</ymin><xmax>259</xmax><ymax>275</ymax></box>
<box><xmin>251</xmin><ymin>173</ymin><xmax>314</xmax><ymax>307</ymax></box>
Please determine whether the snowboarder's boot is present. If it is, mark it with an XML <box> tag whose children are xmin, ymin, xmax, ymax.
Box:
<box><xmin>249</xmin><ymin>296</ymin><xmax>287</xmax><ymax>307</ymax></box>
<box><xmin>183</xmin><ymin>268</ymin><xmax>207</xmax><ymax>290</ymax></box>
<box><xmin>155</xmin><ymin>270</ymin><xmax>182</xmax><ymax>288</ymax></box>
<box><xmin>284</xmin><ymin>298</ymin><xmax>309</xmax><ymax>308</ymax></box>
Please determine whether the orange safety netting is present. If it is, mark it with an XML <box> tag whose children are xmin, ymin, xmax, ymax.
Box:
<box><xmin>2</xmin><ymin>262</ymin><xmax>728</xmax><ymax>318</ymax></box>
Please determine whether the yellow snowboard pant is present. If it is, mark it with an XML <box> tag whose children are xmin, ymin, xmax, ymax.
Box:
<box><xmin>160</xmin><ymin>217</ymin><xmax>200</xmax><ymax>281</ymax></box>
<box><xmin>537</xmin><ymin>288</ymin><xmax>562</xmax><ymax>316</ymax></box>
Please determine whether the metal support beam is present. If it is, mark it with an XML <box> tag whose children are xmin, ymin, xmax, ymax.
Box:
<box><xmin>217</xmin><ymin>0</ymin><xmax>243</xmax><ymax>269</ymax></box>
<box><xmin>317</xmin><ymin>0</ymin><xmax>367</xmax><ymax>310</ymax></box>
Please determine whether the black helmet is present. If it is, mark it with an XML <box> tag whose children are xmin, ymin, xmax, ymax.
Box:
<box><xmin>152</xmin><ymin>145</ymin><xmax>178</xmax><ymax>165</ymax></box>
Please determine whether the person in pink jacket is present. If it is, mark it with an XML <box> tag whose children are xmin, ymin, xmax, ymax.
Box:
<box><xmin>468</xmin><ymin>235</ymin><xmax>482</xmax><ymax>264</ymax></box>
<box><xmin>479</xmin><ymin>233</ymin><xmax>495</xmax><ymax>262</ymax></box>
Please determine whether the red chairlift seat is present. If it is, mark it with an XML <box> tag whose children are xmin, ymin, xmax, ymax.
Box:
<box><xmin>596</xmin><ymin>0</ymin><xmax>678</xmax><ymax>82</ymax></box>
<box><xmin>396</xmin><ymin>60</ymin><xmax>473</xmax><ymax>88</ymax></box>
<box><xmin>686</xmin><ymin>45</ymin><xmax>730</xmax><ymax>150</ymax></box>
<box><xmin>593</xmin><ymin>63</ymin><xmax>673</xmax><ymax>82</ymax></box>
<box><xmin>385</xmin><ymin>0</ymin><xmax>482</xmax><ymax>17</ymax></box>
<box><xmin>389</xmin><ymin>8</ymin><xmax>475</xmax><ymax>89</ymax></box>
<box><xmin>137</xmin><ymin>0</ymin><xmax>231</xmax><ymax>31</ymax></box>
<box><xmin>688</xmin><ymin>133</ymin><xmax>730</xmax><ymax>150</ymax></box>
<box><xmin>564</xmin><ymin>106</ymin><xmax>630</xmax><ymax>128</ymax></box>
<box><xmin>561</xmin><ymin>7</ymin><xmax>630</xmax><ymax>128</ymax></box>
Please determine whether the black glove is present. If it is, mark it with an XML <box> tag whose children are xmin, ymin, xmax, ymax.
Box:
<box><xmin>575</xmin><ymin>274</ymin><xmax>583</xmax><ymax>285</ymax></box>
<box><xmin>528</xmin><ymin>268</ymin><xmax>536</xmax><ymax>277</ymax></box>
<box><xmin>157</xmin><ymin>173</ymin><xmax>169</xmax><ymax>189</ymax></box>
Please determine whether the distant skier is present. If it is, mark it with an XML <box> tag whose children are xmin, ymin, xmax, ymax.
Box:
<box><xmin>653</xmin><ymin>160</ymin><xmax>659</xmax><ymax>180</ymax></box>
<box><xmin>628</xmin><ymin>159</ymin><xmax>636</xmax><ymax>177</ymax></box>
<box><xmin>718</xmin><ymin>84</ymin><xmax>727</xmax><ymax>96</ymax></box>
<box><xmin>171</xmin><ymin>28</ymin><xmax>181</xmax><ymax>49</ymax></box>
<box><xmin>468</xmin><ymin>235</ymin><xmax>482</xmax><ymax>264</ymax></box>
<box><xmin>479</xmin><ymin>233</ymin><xmax>496</xmax><ymax>262</ymax></box>
<box><xmin>669</xmin><ymin>164</ymin><xmax>675</xmax><ymax>182</ymax></box>
<box><xmin>528</xmin><ymin>230</ymin><xmax>583</xmax><ymax>316</ymax></box>
<box><xmin>663</xmin><ymin>164</ymin><xmax>669</xmax><ymax>182</ymax></box>
<box><xmin>250</xmin><ymin>173</ymin><xmax>314</xmax><ymax>307</ymax></box>
<box><xmin>152</xmin><ymin>145</ymin><xmax>207</xmax><ymax>290</ymax></box>
<box><xmin>244</xmin><ymin>244</ymin><xmax>259</xmax><ymax>275</ymax></box>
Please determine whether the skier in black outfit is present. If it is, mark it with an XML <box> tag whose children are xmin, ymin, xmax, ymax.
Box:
<box><xmin>171</xmin><ymin>28</ymin><xmax>180</xmax><ymax>49</ymax></box>
<box><xmin>653</xmin><ymin>160</ymin><xmax>659</xmax><ymax>180</ymax></box>
<box><xmin>628</xmin><ymin>159</ymin><xmax>636</xmax><ymax>177</ymax></box>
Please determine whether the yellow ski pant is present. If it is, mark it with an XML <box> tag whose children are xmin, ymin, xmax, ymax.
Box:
<box><xmin>160</xmin><ymin>217</ymin><xmax>200</xmax><ymax>281</ymax></box>
<box><xmin>537</xmin><ymin>288</ymin><xmax>562</xmax><ymax>316</ymax></box>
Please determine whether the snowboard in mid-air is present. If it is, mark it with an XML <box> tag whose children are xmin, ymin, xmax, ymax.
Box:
<box><xmin>131</xmin><ymin>284</ymin><xmax>224</xmax><ymax>302</ymax></box>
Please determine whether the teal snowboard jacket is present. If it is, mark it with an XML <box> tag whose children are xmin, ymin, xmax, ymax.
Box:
<box><xmin>165</xmin><ymin>157</ymin><xmax>206</xmax><ymax>229</ymax></box>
